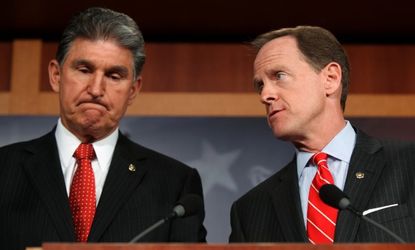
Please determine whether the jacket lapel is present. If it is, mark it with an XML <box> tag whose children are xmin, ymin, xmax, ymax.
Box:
<box><xmin>335</xmin><ymin>129</ymin><xmax>385</xmax><ymax>242</ymax></box>
<box><xmin>23</xmin><ymin>131</ymin><xmax>75</xmax><ymax>241</ymax></box>
<box><xmin>269</xmin><ymin>159</ymin><xmax>308</xmax><ymax>242</ymax></box>
<box><xmin>88</xmin><ymin>133</ymin><xmax>148</xmax><ymax>241</ymax></box>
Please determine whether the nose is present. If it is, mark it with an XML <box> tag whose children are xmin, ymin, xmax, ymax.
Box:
<box><xmin>88</xmin><ymin>73</ymin><xmax>105</xmax><ymax>98</ymax></box>
<box><xmin>260</xmin><ymin>83</ymin><xmax>277</xmax><ymax>105</ymax></box>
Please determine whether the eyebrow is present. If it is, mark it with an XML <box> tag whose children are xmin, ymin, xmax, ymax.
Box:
<box><xmin>71</xmin><ymin>59</ymin><xmax>94</xmax><ymax>69</ymax></box>
<box><xmin>107</xmin><ymin>65</ymin><xmax>129</xmax><ymax>78</ymax></box>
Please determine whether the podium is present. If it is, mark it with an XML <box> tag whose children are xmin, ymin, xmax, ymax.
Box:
<box><xmin>36</xmin><ymin>243</ymin><xmax>415</xmax><ymax>250</ymax></box>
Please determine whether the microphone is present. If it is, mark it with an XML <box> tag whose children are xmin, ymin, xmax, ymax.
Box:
<box><xmin>129</xmin><ymin>194</ymin><xmax>202</xmax><ymax>243</ymax></box>
<box><xmin>319</xmin><ymin>184</ymin><xmax>405</xmax><ymax>243</ymax></box>
<box><xmin>319</xmin><ymin>184</ymin><xmax>352</xmax><ymax>210</ymax></box>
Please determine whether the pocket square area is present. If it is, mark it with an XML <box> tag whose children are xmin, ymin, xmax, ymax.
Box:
<box><xmin>363</xmin><ymin>203</ymin><xmax>398</xmax><ymax>216</ymax></box>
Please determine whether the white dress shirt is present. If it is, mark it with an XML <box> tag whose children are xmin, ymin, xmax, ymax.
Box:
<box><xmin>55</xmin><ymin>119</ymin><xmax>118</xmax><ymax>206</ymax></box>
<box><xmin>296</xmin><ymin>121</ymin><xmax>357</xmax><ymax>227</ymax></box>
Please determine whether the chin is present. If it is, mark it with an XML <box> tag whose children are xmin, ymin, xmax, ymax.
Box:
<box><xmin>77</xmin><ymin>118</ymin><xmax>101</xmax><ymax>130</ymax></box>
<box><xmin>271</xmin><ymin>129</ymin><xmax>283</xmax><ymax>139</ymax></box>
<box><xmin>271</xmin><ymin>126</ymin><xmax>290</xmax><ymax>140</ymax></box>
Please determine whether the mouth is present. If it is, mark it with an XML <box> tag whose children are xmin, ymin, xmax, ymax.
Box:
<box><xmin>78</xmin><ymin>101</ymin><xmax>109</xmax><ymax>111</ymax></box>
<box><xmin>268</xmin><ymin>108</ymin><xmax>284</xmax><ymax>120</ymax></box>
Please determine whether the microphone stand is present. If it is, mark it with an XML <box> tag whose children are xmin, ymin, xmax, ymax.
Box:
<box><xmin>129</xmin><ymin>211</ymin><xmax>177</xmax><ymax>243</ymax></box>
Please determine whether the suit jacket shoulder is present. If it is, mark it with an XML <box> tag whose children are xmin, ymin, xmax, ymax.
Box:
<box><xmin>231</xmin><ymin>127</ymin><xmax>415</xmax><ymax>243</ymax></box>
<box><xmin>335</xmin><ymin>127</ymin><xmax>415</xmax><ymax>242</ymax></box>
<box><xmin>230</xmin><ymin>156</ymin><xmax>307</xmax><ymax>242</ymax></box>
<box><xmin>0</xmin><ymin>130</ymin><xmax>207</xmax><ymax>250</ymax></box>
<box><xmin>0</xmin><ymin>130</ymin><xmax>73</xmax><ymax>250</ymax></box>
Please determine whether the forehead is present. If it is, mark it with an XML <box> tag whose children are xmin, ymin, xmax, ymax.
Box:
<box><xmin>254</xmin><ymin>36</ymin><xmax>302</xmax><ymax>70</ymax></box>
<box><xmin>65</xmin><ymin>38</ymin><xmax>134</xmax><ymax>67</ymax></box>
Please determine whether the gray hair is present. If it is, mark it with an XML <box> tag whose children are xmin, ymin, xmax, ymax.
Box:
<box><xmin>56</xmin><ymin>7</ymin><xmax>145</xmax><ymax>80</ymax></box>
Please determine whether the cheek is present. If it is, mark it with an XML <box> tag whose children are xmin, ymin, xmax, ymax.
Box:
<box><xmin>62</xmin><ymin>91</ymin><xmax>81</xmax><ymax>110</ymax></box>
<box><xmin>109</xmin><ymin>90</ymin><xmax>132</xmax><ymax>108</ymax></box>
<box><xmin>60</xmin><ymin>88</ymin><xmax>73</xmax><ymax>104</ymax></box>
<box><xmin>299</xmin><ymin>85</ymin><xmax>320</xmax><ymax>102</ymax></box>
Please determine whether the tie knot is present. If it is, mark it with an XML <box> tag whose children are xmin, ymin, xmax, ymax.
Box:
<box><xmin>312</xmin><ymin>152</ymin><xmax>328</xmax><ymax>167</ymax></box>
<box><xmin>74</xmin><ymin>143</ymin><xmax>96</xmax><ymax>161</ymax></box>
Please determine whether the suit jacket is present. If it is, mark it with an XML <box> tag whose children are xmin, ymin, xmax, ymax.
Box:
<box><xmin>0</xmin><ymin>129</ymin><xmax>206</xmax><ymax>250</ymax></box>
<box><xmin>229</xmin><ymin>128</ymin><xmax>415</xmax><ymax>242</ymax></box>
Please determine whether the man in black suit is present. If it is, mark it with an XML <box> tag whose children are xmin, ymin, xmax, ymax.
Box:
<box><xmin>0</xmin><ymin>7</ymin><xmax>206</xmax><ymax>250</ymax></box>
<box><xmin>229</xmin><ymin>26</ymin><xmax>415</xmax><ymax>243</ymax></box>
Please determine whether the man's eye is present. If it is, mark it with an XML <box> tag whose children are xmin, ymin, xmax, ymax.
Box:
<box><xmin>78</xmin><ymin>67</ymin><xmax>90</xmax><ymax>73</ymax></box>
<box><xmin>275</xmin><ymin>72</ymin><xmax>286</xmax><ymax>80</ymax></box>
<box><xmin>109</xmin><ymin>74</ymin><xmax>122</xmax><ymax>81</ymax></box>
<box><xmin>254</xmin><ymin>81</ymin><xmax>264</xmax><ymax>93</ymax></box>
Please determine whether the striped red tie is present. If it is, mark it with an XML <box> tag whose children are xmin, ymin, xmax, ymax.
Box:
<box><xmin>69</xmin><ymin>143</ymin><xmax>96</xmax><ymax>242</ymax></box>
<box><xmin>307</xmin><ymin>152</ymin><xmax>338</xmax><ymax>244</ymax></box>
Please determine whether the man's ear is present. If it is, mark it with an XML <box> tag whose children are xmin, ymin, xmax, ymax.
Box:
<box><xmin>128</xmin><ymin>76</ymin><xmax>142</xmax><ymax>105</ymax></box>
<box><xmin>323</xmin><ymin>62</ymin><xmax>342</xmax><ymax>96</ymax></box>
<box><xmin>48</xmin><ymin>59</ymin><xmax>61</xmax><ymax>93</ymax></box>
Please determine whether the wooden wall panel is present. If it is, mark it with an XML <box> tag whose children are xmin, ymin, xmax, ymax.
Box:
<box><xmin>9</xmin><ymin>40</ymin><xmax>42</xmax><ymax>114</ymax></box>
<box><xmin>40</xmin><ymin>42</ymin><xmax>58</xmax><ymax>91</ymax></box>
<box><xmin>0</xmin><ymin>93</ymin><xmax>9</xmax><ymax>113</ymax></box>
<box><xmin>39</xmin><ymin>42</ymin><xmax>255</xmax><ymax>92</ymax></box>
<box><xmin>141</xmin><ymin>43</ymin><xmax>255</xmax><ymax>92</ymax></box>
<box><xmin>345</xmin><ymin>45</ymin><xmax>415</xmax><ymax>93</ymax></box>
<box><xmin>4</xmin><ymin>39</ymin><xmax>415</xmax><ymax>116</ymax></box>
<box><xmin>38</xmin><ymin>42</ymin><xmax>415</xmax><ymax>94</ymax></box>
<box><xmin>0</xmin><ymin>42</ymin><xmax>12</xmax><ymax>91</ymax></box>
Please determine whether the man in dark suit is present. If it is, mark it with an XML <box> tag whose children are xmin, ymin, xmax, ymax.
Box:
<box><xmin>0</xmin><ymin>7</ymin><xmax>206</xmax><ymax>250</ymax></box>
<box><xmin>229</xmin><ymin>26</ymin><xmax>415</xmax><ymax>243</ymax></box>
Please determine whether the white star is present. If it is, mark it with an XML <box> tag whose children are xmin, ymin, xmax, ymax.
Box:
<box><xmin>187</xmin><ymin>140</ymin><xmax>241</xmax><ymax>195</ymax></box>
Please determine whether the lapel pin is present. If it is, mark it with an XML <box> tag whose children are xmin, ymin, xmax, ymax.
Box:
<box><xmin>128</xmin><ymin>164</ymin><xmax>136</xmax><ymax>172</ymax></box>
<box><xmin>355</xmin><ymin>172</ymin><xmax>365</xmax><ymax>179</ymax></box>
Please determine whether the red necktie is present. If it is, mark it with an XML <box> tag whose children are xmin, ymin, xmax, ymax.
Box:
<box><xmin>69</xmin><ymin>143</ymin><xmax>96</xmax><ymax>242</ymax></box>
<box><xmin>307</xmin><ymin>152</ymin><xmax>338</xmax><ymax>244</ymax></box>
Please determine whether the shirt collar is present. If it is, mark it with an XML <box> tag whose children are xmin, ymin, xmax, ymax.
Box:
<box><xmin>296</xmin><ymin>120</ymin><xmax>356</xmax><ymax>177</ymax></box>
<box><xmin>55</xmin><ymin>119</ymin><xmax>119</xmax><ymax>169</ymax></box>
<box><xmin>93</xmin><ymin>128</ymin><xmax>118</xmax><ymax>170</ymax></box>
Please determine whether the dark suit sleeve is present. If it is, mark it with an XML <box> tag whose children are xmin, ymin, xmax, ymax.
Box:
<box><xmin>169</xmin><ymin>168</ymin><xmax>207</xmax><ymax>242</ymax></box>
<box><xmin>229</xmin><ymin>201</ymin><xmax>246</xmax><ymax>242</ymax></box>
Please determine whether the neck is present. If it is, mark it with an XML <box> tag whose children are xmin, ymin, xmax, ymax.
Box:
<box><xmin>294</xmin><ymin>115</ymin><xmax>346</xmax><ymax>153</ymax></box>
